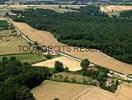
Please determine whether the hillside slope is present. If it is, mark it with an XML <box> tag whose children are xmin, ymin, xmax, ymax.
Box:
<box><xmin>13</xmin><ymin>21</ymin><xmax>132</xmax><ymax>74</ymax></box>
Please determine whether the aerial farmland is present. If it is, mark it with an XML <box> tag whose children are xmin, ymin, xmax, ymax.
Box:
<box><xmin>0</xmin><ymin>1</ymin><xmax>132</xmax><ymax>100</ymax></box>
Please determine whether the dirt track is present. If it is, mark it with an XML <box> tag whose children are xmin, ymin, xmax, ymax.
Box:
<box><xmin>13</xmin><ymin>22</ymin><xmax>132</xmax><ymax>74</ymax></box>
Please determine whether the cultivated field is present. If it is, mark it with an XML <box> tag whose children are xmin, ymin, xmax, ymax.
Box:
<box><xmin>31</xmin><ymin>80</ymin><xmax>91</xmax><ymax>100</ymax></box>
<box><xmin>32</xmin><ymin>56</ymin><xmax>81</xmax><ymax>71</ymax></box>
<box><xmin>32</xmin><ymin>80</ymin><xmax>132</xmax><ymax>100</ymax></box>
<box><xmin>72</xmin><ymin>84</ymin><xmax>132</xmax><ymax>100</ymax></box>
<box><xmin>0</xmin><ymin>29</ymin><xmax>28</xmax><ymax>55</ymax></box>
<box><xmin>3</xmin><ymin>5</ymin><xmax>85</xmax><ymax>13</ymax></box>
<box><xmin>13</xmin><ymin>22</ymin><xmax>132</xmax><ymax>74</ymax></box>
<box><xmin>100</xmin><ymin>5</ymin><xmax>132</xmax><ymax>13</ymax></box>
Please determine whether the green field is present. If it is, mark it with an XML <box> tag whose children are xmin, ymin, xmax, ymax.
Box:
<box><xmin>0</xmin><ymin>53</ymin><xmax>46</xmax><ymax>64</ymax></box>
<box><xmin>51</xmin><ymin>72</ymin><xmax>96</xmax><ymax>85</ymax></box>
<box><xmin>0</xmin><ymin>20</ymin><xmax>9</xmax><ymax>30</ymax></box>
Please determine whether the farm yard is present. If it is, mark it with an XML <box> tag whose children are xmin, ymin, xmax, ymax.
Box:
<box><xmin>32</xmin><ymin>80</ymin><xmax>132</xmax><ymax>100</ymax></box>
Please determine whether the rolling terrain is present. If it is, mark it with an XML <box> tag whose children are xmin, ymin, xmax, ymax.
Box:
<box><xmin>0</xmin><ymin>4</ymin><xmax>132</xmax><ymax>100</ymax></box>
<box><xmin>13</xmin><ymin>21</ymin><xmax>132</xmax><ymax>74</ymax></box>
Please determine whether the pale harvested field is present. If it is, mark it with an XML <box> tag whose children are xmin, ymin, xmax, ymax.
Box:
<box><xmin>32</xmin><ymin>56</ymin><xmax>81</xmax><ymax>71</ymax></box>
<box><xmin>3</xmin><ymin>5</ymin><xmax>86</xmax><ymax>13</ymax></box>
<box><xmin>13</xmin><ymin>22</ymin><xmax>132</xmax><ymax>74</ymax></box>
<box><xmin>13</xmin><ymin>22</ymin><xmax>59</xmax><ymax>47</ymax></box>
<box><xmin>100</xmin><ymin>5</ymin><xmax>132</xmax><ymax>13</ymax></box>
<box><xmin>32</xmin><ymin>80</ymin><xmax>89</xmax><ymax>100</ymax></box>
<box><xmin>0</xmin><ymin>30</ymin><xmax>28</xmax><ymax>55</ymax></box>
<box><xmin>32</xmin><ymin>80</ymin><xmax>132</xmax><ymax>100</ymax></box>
<box><xmin>72</xmin><ymin>84</ymin><xmax>132</xmax><ymax>100</ymax></box>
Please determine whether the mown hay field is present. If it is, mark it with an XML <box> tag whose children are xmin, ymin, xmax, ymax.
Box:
<box><xmin>0</xmin><ymin>29</ymin><xmax>28</xmax><ymax>55</ymax></box>
<box><xmin>32</xmin><ymin>80</ymin><xmax>132</xmax><ymax>100</ymax></box>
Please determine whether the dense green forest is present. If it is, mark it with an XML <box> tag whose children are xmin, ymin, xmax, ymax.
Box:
<box><xmin>11</xmin><ymin>6</ymin><xmax>132</xmax><ymax>64</ymax></box>
<box><xmin>0</xmin><ymin>56</ymin><xmax>51</xmax><ymax>100</ymax></box>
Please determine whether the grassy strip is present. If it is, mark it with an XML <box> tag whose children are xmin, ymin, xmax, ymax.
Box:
<box><xmin>0</xmin><ymin>53</ymin><xmax>46</xmax><ymax>64</ymax></box>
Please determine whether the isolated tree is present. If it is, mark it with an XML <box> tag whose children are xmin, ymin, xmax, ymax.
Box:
<box><xmin>80</xmin><ymin>59</ymin><xmax>90</xmax><ymax>76</ymax></box>
<box><xmin>54</xmin><ymin>61</ymin><xmax>64</xmax><ymax>73</ymax></box>
<box><xmin>54</xmin><ymin>98</ymin><xmax>59</xmax><ymax>100</ymax></box>
<box><xmin>58</xmin><ymin>5</ymin><xmax>62</xmax><ymax>8</ymax></box>
<box><xmin>2</xmin><ymin>57</ymin><xmax>9</xmax><ymax>64</ymax></box>
<box><xmin>80</xmin><ymin>59</ymin><xmax>90</xmax><ymax>70</ymax></box>
<box><xmin>46</xmin><ymin>54</ymin><xmax>52</xmax><ymax>59</ymax></box>
<box><xmin>34</xmin><ymin>41</ymin><xmax>38</xmax><ymax>46</ymax></box>
<box><xmin>65</xmin><ymin>67</ymin><xmax>69</xmax><ymax>72</ymax></box>
<box><xmin>10</xmin><ymin>56</ymin><xmax>16</xmax><ymax>62</ymax></box>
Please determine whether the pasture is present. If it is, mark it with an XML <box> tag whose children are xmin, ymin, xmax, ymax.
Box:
<box><xmin>0</xmin><ymin>53</ymin><xmax>46</xmax><ymax>64</ymax></box>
